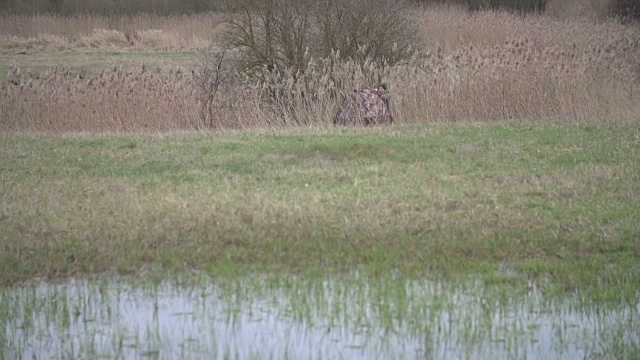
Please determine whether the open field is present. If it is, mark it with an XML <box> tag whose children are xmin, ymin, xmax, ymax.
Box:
<box><xmin>1</xmin><ymin>123</ymin><xmax>639</xmax><ymax>303</ymax></box>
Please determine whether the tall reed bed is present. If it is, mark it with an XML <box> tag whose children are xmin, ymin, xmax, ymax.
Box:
<box><xmin>1</xmin><ymin>7</ymin><xmax>639</xmax><ymax>133</ymax></box>
<box><xmin>2</xmin><ymin>65</ymin><xmax>203</xmax><ymax>132</ymax></box>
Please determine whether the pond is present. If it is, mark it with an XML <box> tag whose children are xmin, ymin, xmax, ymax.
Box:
<box><xmin>2</xmin><ymin>272</ymin><xmax>638</xmax><ymax>359</ymax></box>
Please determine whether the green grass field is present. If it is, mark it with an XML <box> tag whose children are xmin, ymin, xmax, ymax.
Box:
<box><xmin>1</xmin><ymin>123</ymin><xmax>639</xmax><ymax>302</ymax></box>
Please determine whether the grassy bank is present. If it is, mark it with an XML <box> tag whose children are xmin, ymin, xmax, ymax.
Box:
<box><xmin>1</xmin><ymin>123</ymin><xmax>638</xmax><ymax>302</ymax></box>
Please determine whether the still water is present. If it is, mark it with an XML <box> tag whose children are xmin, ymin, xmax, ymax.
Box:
<box><xmin>2</xmin><ymin>273</ymin><xmax>638</xmax><ymax>359</ymax></box>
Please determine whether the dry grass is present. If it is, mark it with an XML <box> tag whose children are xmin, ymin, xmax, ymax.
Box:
<box><xmin>0</xmin><ymin>13</ymin><xmax>224</xmax><ymax>51</ymax></box>
<box><xmin>0</xmin><ymin>50</ymin><xmax>198</xmax><ymax>80</ymax></box>
<box><xmin>397</xmin><ymin>8</ymin><xmax>640</xmax><ymax>122</ymax></box>
<box><xmin>1</xmin><ymin>65</ymin><xmax>206</xmax><ymax>133</ymax></box>
<box><xmin>1</xmin><ymin>6</ymin><xmax>639</xmax><ymax>133</ymax></box>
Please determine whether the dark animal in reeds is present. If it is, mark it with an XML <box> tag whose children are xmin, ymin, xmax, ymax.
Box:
<box><xmin>334</xmin><ymin>84</ymin><xmax>393</xmax><ymax>126</ymax></box>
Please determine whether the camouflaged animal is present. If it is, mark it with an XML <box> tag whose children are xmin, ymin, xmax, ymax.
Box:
<box><xmin>334</xmin><ymin>84</ymin><xmax>393</xmax><ymax>126</ymax></box>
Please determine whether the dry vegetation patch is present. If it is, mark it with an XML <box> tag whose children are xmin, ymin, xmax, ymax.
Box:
<box><xmin>1</xmin><ymin>6</ymin><xmax>639</xmax><ymax>132</ymax></box>
<box><xmin>0</xmin><ymin>13</ymin><xmax>221</xmax><ymax>51</ymax></box>
<box><xmin>1</xmin><ymin>65</ymin><xmax>204</xmax><ymax>133</ymax></box>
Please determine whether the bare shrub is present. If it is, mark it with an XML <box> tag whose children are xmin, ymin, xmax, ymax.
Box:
<box><xmin>216</xmin><ymin>0</ymin><xmax>420</xmax><ymax>123</ymax></box>
<box><xmin>222</xmin><ymin>0</ymin><xmax>420</xmax><ymax>76</ymax></box>
<box><xmin>192</xmin><ymin>48</ymin><xmax>242</xmax><ymax>130</ymax></box>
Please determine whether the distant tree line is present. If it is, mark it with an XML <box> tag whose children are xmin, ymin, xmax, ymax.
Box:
<box><xmin>414</xmin><ymin>0</ymin><xmax>546</xmax><ymax>13</ymax></box>
<box><xmin>0</xmin><ymin>0</ymin><xmax>637</xmax><ymax>21</ymax></box>
<box><xmin>414</xmin><ymin>0</ymin><xmax>638</xmax><ymax>19</ymax></box>
<box><xmin>0</xmin><ymin>0</ymin><xmax>227</xmax><ymax>15</ymax></box>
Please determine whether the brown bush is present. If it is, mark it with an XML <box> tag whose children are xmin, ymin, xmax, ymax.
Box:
<box><xmin>213</xmin><ymin>0</ymin><xmax>422</xmax><ymax>121</ymax></box>
<box><xmin>221</xmin><ymin>0</ymin><xmax>421</xmax><ymax>77</ymax></box>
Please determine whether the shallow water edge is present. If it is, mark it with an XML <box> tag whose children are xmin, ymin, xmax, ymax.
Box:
<box><xmin>3</xmin><ymin>271</ymin><xmax>639</xmax><ymax>360</ymax></box>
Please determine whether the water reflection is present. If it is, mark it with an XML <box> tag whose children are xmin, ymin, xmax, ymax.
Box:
<box><xmin>2</xmin><ymin>274</ymin><xmax>638</xmax><ymax>359</ymax></box>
